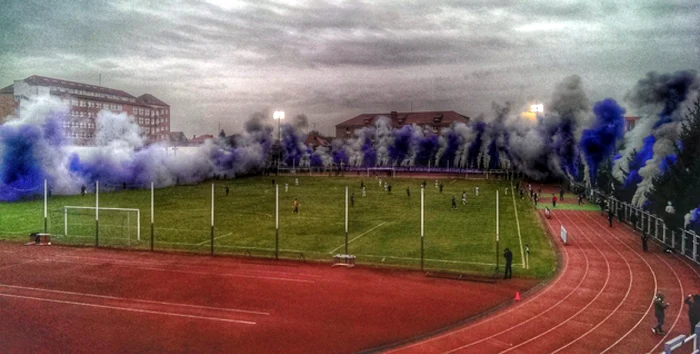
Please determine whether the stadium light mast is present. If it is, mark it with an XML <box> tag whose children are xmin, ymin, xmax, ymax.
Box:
<box><xmin>274</xmin><ymin>111</ymin><xmax>285</xmax><ymax>175</ymax></box>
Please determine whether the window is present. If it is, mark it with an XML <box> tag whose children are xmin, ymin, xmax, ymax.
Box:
<box><xmin>79</xmin><ymin>100</ymin><xmax>86</xmax><ymax>107</ymax></box>
<box><xmin>146</xmin><ymin>118</ymin><xmax>150</xmax><ymax>125</ymax></box>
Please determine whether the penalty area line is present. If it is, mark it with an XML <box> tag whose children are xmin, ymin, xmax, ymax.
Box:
<box><xmin>196</xmin><ymin>232</ymin><xmax>232</xmax><ymax>246</ymax></box>
<box><xmin>328</xmin><ymin>222</ymin><xmax>388</xmax><ymax>254</ymax></box>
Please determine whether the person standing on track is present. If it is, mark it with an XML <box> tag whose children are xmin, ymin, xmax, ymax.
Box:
<box><xmin>685</xmin><ymin>294</ymin><xmax>700</xmax><ymax>335</ymax></box>
<box><xmin>503</xmin><ymin>248</ymin><xmax>513</xmax><ymax>279</ymax></box>
<box><xmin>642</xmin><ymin>229</ymin><xmax>650</xmax><ymax>252</ymax></box>
<box><xmin>653</xmin><ymin>292</ymin><xmax>670</xmax><ymax>334</ymax></box>
<box><xmin>552</xmin><ymin>193</ymin><xmax>558</xmax><ymax>208</ymax></box>
<box><xmin>608</xmin><ymin>207</ymin><xmax>614</xmax><ymax>227</ymax></box>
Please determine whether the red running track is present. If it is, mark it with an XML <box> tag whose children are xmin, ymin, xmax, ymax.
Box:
<box><xmin>389</xmin><ymin>209</ymin><xmax>700</xmax><ymax>353</ymax></box>
<box><xmin>0</xmin><ymin>242</ymin><xmax>537</xmax><ymax>353</ymax></box>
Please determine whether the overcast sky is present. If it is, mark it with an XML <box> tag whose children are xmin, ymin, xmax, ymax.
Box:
<box><xmin>1</xmin><ymin>0</ymin><xmax>698</xmax><ymax>137</ymax></box>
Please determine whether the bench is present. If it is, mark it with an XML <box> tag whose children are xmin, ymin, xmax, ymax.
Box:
<box><xmin>332</xmin><ymin>254</ymin><xmax>356</xmax><ymax>268</ymax></box>
<box><xmin>27</xmin><ymin>233</ymin><xmax>51</xmax><ymax>245</ymax></box>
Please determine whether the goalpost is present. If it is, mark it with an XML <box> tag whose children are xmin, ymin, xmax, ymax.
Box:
<box><xmin>63</xmin><ymin>206</ymin><xmax>141</xmax><ymax>241</ymax></box>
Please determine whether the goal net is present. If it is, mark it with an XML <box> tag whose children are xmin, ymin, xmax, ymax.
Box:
<box><xmin>53</xmin><ymin>206</ymin><xmax>141</xmax><ymax>244</ymax></box>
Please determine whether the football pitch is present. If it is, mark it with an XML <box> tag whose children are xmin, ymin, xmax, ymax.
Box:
<box><xmin>0</xmin><ymin>176</ymin><xmax>556</xmax><ymax>278</ymax></box>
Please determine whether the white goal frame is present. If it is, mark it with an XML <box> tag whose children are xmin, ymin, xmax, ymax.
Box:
<box><xmin>64</xmin><ymin>206</ymin><xmax>141</xmax><ymax>240</ymax></box>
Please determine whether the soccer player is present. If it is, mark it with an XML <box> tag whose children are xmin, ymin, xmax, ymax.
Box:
<box><xmin>379</xmin><ymin>178</ymin><xmax>383</xmax><ymax>187</ymax></box>
<box><xmin>81</xmin><ymin>184</ymin><xmax>86</xmax><ymax>195</ymax></box>
<box><xmin>225</xmin><ymin>185</ymin><xmax>229</xmax><ymax>196</ymax></box>
<box><xmin>362</xmin><ymin>186</ymin><xmax>366</xmax><ymax>197</ymax></box>
<box><xmin>435</xmin><ymin>180</ymin><xmax>438</xmax><ymax>189</ymax></box>
<box><xmin>388</xmin><ymin>184</ymin><xmax>392</xmax><ymax>194</ymax></box>
<box><xmin>439</xmin><ymin>183</ymin><xmax>443</xmax><ymax>193</ymax></box>
<box><xmin>384</xmin><ymin>182</ymin><xmax>388</xmax><ymax>191</ymax></box>
<box><xmin>475</xmin><ymin>186</ymin><xmax>479</xmax><ymax>196</ymax></box>
<box><xmin>505</xmin><ymin>187</ymin><xmax>508</xmax><ymax>196</ymax></box>
<box><xmin>351</xmin><ymin>193</ymin><xmax>355</xmax><ymax>207</ymax></box>
<box><xmin>293</xmin><ymin>198</ymin><xmax>300</xmax><ymax>213</ymax></box>
<box><xmin>360</xmin><ymin>180</ymin><xmax>364</xmax><ymax>189</ymax></box>
<box><xmin>406</xmin><ymin>187</ymin><xmax>410</xmax><ymax>197</ymax></box>
<box><xmin>461</xmin><ymin>191</ymin><xmax>467</xmax><ymax>205</ymax></box>
<box><xmin>285</xmin><ymin>183</ymin><xmax>289</xmax><ymax>192</ymax></box>
<box><xmin>295</xmin><ymin>178</ymin><xmax>299</xmax><ymax>186</ymax></box>
<box><xmin>451</xmin><ymin>195</ymin><xmax>457</xmax><ymax>209</ymax></box>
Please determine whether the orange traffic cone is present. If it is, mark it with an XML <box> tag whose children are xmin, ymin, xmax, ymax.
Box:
<box><xmin>514</xmin><ymin>292</ymin><xmax>521</xmax><ymax>301</ymax></box>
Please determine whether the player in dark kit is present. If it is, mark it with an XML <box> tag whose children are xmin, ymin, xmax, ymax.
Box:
<box><xmin>608</xmin><ymin>207</ymin><xmax>614</xmax><ymax>227</ymax></box>
<box><xmin>406</xmin><ymin>187</ymin><xmax>410</xmax><ymax>197</ymax></box>
<box><xmin>503</xmin><ymin>248</ymin><xmax>513</xmax><ymax>279</ymax></box>
<box><xmin>351</xmin><ymin>193</ymin><xmax>355</xmax><ymax>207</ymax></box>
<box><xmin>451</xmin><ymin>196</ymin><xmax>457</xmax><ymax>209</ymax></box>
<box><xmin>81</xmin><ymin>184</ymin><xmax>86</xmax><ymax>195</ymax></box>
<box><xmin>685</xmin><ymin>294</ymin><xmax>700</xmax><ymax>335</ymax></box>
<box><xmin>439</xmin><ymin>183</ymin><xmax>444</xmax><ymax>193</ymax></box>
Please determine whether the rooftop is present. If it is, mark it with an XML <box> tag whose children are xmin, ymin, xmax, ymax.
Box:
<box><xmin>337</xmin><ymin>110</ymin><xmax>469</xmax><ymax>127</ymax></box>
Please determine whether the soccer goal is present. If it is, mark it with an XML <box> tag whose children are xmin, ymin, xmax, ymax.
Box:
<box><xmin>61</xmin><ymin>206</ymin><xmax>141</xmax><ymax>241</ymax></box>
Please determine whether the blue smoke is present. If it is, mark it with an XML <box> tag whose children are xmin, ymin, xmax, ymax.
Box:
<box><xmin>467</xmin><ymin>121</ymin><xmax>486</xmax><ymax>168</ymax></box>
<box><xmin>623</xmin><ymin>135</ymin><xmax>656</xmax><ymax>188</ymax></box>
<box><xmin>579</xmin><ymin>98</ymin><xmax>625</xmax><ymax>182</ymax></box>
<box><xmin>0</xmin><ymin>124</ymin><xmax>47</xmax><ymax>201</ymax></box>
<box><xmin>389</xmin><ymin>125</ymin><xmax>413</xmax><ymax>163</ymax></box>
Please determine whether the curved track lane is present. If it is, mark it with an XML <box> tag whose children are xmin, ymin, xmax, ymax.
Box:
<box><xmin>389</xmin><ymin>209</ymin><xmax>700</xmax><ymax>354</ymax></box>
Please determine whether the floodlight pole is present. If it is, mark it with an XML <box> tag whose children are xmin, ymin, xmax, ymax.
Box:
<box><xmin>274</xmin><ymin>111</ymin><xmax>285</xmax><ymax>176</ymax></box>
<box><xmin>421</xmin><ymin>186</ymin><xmax>424</xmax><ymax>271</ymax></box>
<box><xmin>150</xmin><ymin>181</ymin><xmax>154</xmax><ymax>251</ymax></box>
<box><xmin>95</xmin><ymin>181</ymin><xmax>99</xmax><ymax>247</ymax></box>
<box><xmin>211</xmin><ymin>183</ymin><xmax>215</xmax><ymax>256</ymax></box>
<box><xmin>496</xmin><ymin>190</ymin><xmax>500</xmax><ymax>276</ymax></box>
<box><xmin>275</xmin><ymin>184</ymin><xmax>279</xmax><ymax>260</ymax></box>
<box><xmin>345</xmin><ymin>186</ymin><xmax>349</xmax><ymax>255</ymax></box>
<box><xmin>43</xmin><ymin>179</ymin><xmax>48</xmax><ymax>233</ymax></box>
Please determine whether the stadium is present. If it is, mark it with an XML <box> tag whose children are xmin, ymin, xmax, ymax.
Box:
<box><xmin>2</xmin><ymin>1</ymin><xmax>700</xmax><ymax>352</ymax></box>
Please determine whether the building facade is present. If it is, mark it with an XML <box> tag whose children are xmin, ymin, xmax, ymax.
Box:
<box><xmin>335</xmin><ymin>110</ymin><xmax>470</xmax><ymax>138</ymax></box>
<box><xmin>1</xmin><ymin>75</ymin><xmax>170</xmax><ymax>145</ymax></box>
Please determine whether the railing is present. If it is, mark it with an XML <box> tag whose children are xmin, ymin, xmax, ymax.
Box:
<box><xmin>574</xmin><ymin>183</ymin><xmax>700</xmax><ymax>265</ymax></box>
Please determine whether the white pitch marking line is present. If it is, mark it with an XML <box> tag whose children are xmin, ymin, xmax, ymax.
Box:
<box><xmin>511</xmin><ymin>180</ymin><xmax>525</xmax><ymax>268</ymax></box>
<box><xmin>328</xmin><ymin>222</ymin><xmax>388</xmax><ymax>254</ymax></box>
<box><xmin>0</xmin><ymin>283</ymin><xmax>269</xmax><ymax>315</ymax></box>
<box><xmin>196</xmin><ymin>232</ymin><xmax>233</xmax><ymax>246</ymax></box>
<box><xmin>0</xmin><ymin>293</ymin><xmax>256</xmax><ymax>325</ymax></box>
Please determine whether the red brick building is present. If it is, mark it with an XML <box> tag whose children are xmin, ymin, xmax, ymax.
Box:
<box><xmin>1</xmin><ymin>75</ymin><xmax>170</xmax><ymax>145</ymax></box>
<box><xmin>335</xmin><ymin>110</ymin><xmax>470</xmax><ymax>138</ymax></box>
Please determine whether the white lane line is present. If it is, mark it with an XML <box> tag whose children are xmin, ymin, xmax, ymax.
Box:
<box><xmin>510</xmin><ymin>180</ymin><xmax>525</xmax><ymax>268</ymax></box>
<box><xmin>497</xmin><ymin>211</ymin><xmax>613</xmax><ymax>354</ymax></box>
<box><xmin>549</xmin><ymin>211</ymin><xmax>633</xmax><ymax>353</ymax></box>
<box><xmin>0</xmin><ymin>260</ymin><xmax>35</xmax><ymax>271</ymax></box>
<box><xmin>196</xmin><ymin>232</ymin><xmax>232</xmax><ymax>246</ymax></box>
<box><xmin>387</xmin><ymin>208</ymin><xmax>574</xmax><ymax>353</ymax></box>
<box><xmin>34</xmin><ymin>258</ymin><xmax>315</xmax><ymax>284</ymax></box>
<box><xmin>585</xmin><ymin>213</ymin><xmax>658</xmax><ymax>354</ymax></box>
<box><xmin>328</xmin><ymin>222</ymin><xmax>388</xmax><ymax>254</ymax></box>
<box><xmin>0</xmin><ymin>283</ymin><xmax>269</xmax><ymax>315</ymax></box>
<box><xmin>0</xmin><ymin>293</ymin><xmax>256</xmax><ymax>325</ymax></box>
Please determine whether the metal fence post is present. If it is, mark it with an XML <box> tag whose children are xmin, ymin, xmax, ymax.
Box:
<box><xmin>682</xmin><ymin>229</ymin><xmax>687</xmax><ymax>255</ymax></box>
<box><xmin>672</xmin><ymin>230</ymin><xmax>676</xmax><ymax>249</ymax></box>
<box><xmin>693</xmin><ymin>231</ymin><xmax>697</xmax><ymax>261</ymax></box>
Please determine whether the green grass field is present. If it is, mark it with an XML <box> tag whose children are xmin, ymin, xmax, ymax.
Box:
<box><xmin>0</xmin><ymin>176</ymin><xmax>557</xmax><ymax>278</ymax></box>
